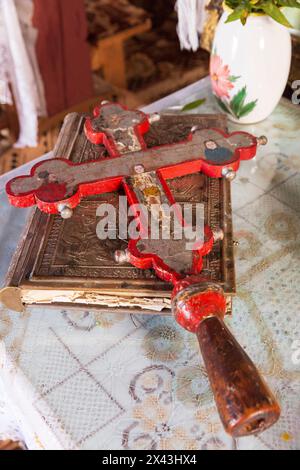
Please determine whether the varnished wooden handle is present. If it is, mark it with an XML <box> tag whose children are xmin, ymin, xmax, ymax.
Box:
<box><xmin>172</xmin><ymin>277</ymin><xmax>280</xmax><ymax>437</ymax></box>
<box><xmin>196</xmin><ymin>315</ymin><xmax>280</xmax><ymax>437</ymax></box>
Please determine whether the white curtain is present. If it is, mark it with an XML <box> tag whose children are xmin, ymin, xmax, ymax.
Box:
<box><xmin>0</xmin><ymin>0</ymin><xmax>46</xmax><ymax>147</ymax></box>
<box><xmin>175</xmin><ymin>0</ymin><xmax>207</xmax><ymax>52</ymax></box>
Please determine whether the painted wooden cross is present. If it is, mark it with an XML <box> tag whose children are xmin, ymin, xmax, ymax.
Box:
<box><xmin>6</xmin><ymin>102</ymin><xmax>266</xmax><ymax>283</ymax></box>
<box><xmin>6</xmin><ymin>102</ymin><xmax>280</xmax><ymax>437</ymax></box>
<box><xmin>6</xmin><ymin>102</ymin><xmax>264</xmax><ymax>283</ymax></box>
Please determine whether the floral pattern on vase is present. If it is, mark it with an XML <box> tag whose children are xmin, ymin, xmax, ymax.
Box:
<box><xmin>210</xmin><ymin>51</ymin><xmax>258</xmax><ymax>120</ymax></box>
<box><xmin>210</xmin><ymin>12</ymin><xmax>291</xmax><ymax>124</ymax></box>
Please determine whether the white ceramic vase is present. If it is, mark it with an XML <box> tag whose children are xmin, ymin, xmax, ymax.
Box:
<box><xmin>210</xmin><ymin>12</ymin><xmax>292</xmax><ymax>123</ymax></box>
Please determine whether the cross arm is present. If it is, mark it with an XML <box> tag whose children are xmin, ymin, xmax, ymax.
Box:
<box><xmin>6</xmin><ymin>128</ymin><xmax>263</xmax><ymax>214</ymax></box>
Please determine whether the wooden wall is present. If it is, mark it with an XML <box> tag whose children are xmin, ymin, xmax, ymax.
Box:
<box><xmin>33</xmin><ymin>0</ymin><xmax>93</xmax><ymax>116</ymax></box>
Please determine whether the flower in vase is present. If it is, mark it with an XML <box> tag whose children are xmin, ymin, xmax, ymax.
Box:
<box><xmin>210</xmin><ymin>54</ymin><xmax>234</xmax><ymax>99</ymax></box>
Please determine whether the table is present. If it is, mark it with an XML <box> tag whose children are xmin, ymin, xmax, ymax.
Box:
<box><xmin>0</xmin><ymin>77</ymin><xmax>299</xmax><ymax>450</ymax></box>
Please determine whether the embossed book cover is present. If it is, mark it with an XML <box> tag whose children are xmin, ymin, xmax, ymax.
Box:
<box><xmin>3</xmin><ymin>112</ymin><xmax>235</xmax><ymax>314</ymax></box>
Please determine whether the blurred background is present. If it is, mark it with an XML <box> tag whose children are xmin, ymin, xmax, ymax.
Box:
<box><xmin>0</xmin><ymin>0</ymin><xmax>299</xmax><ymax>176</ymax></box>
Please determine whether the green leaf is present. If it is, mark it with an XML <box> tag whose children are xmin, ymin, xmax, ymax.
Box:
<box><xmin>229</xmin><ymin>75</ymin><xmax>240</xmax><ymax>82</ymax></box>
<box><xmin>239</xmin><ymin>99</ymin><xmax>258</xmax><ymax>117</ymax></box>
<box><xmin>181</xmin><ymin>98</ymin><xmax>206</xmax><ymax>112</ymax></box>
<box><xmin>215</xmin><ymin>97</ymin><xmax>232</xmax><ymax>115</ymax></box>
<box><xmin>277</xmin><ymin>0</ymin><xmax>300</xmax><ymax>8</ymax></box>
<box><xmin>260</xmin><ymin>3</ymin><xmax>293</xmax><ymax>27</ymax></box>
<box><xmin>227</xmin><ymin>85</ymin><xmax>257</xmax><ymax>118</ymax></box>
<box><xmin>225</xmin><ymin>6</ymin><xmax>247</xmax><ymax>23</ymax></box>
<box><xmin>225</xmin><ymin>0</ymin><xmax>240</xmax><ymax>9</ymax></box>
<box><xmin>241</xmin><ymin>9</ymin><xmax>250</xmax><ymax>24</ymax></box>
<box><xmin>230</xmin><ymin>87</ymin><xmax>247</xmax><ymax>117</ymax></box>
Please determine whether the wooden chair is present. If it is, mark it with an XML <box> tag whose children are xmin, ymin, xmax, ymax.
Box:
<box><xmin>90</xmin><ymin>19</ymin><xmax>151</xmax><ymax>89</ymax></box>
<box><xmin>86</xmin><ymin>0</ymin><xmax>151</xmax><ymax>88</ymax></box>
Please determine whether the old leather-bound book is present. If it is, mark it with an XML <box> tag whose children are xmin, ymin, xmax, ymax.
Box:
<box><xmin>2</xmin><ymin>112</ymin><xmax>235</xmax><ymax>314</ymax></box>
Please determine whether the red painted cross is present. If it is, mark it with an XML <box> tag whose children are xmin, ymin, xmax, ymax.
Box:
<box><xmin>5</xmin><ymin>103</ymin><xmax>280</xmax><ymax>436</ymax></box>
<box><xmin>6</xmin><ymin>102</ymin><xmax>264</xmax><ymax>284</ymax></box>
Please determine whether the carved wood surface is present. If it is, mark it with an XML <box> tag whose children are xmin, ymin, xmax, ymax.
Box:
<box><xmin>5</xmin><ymin>111</ymin><xmax>235</xmax><ymax>312</ymax></box>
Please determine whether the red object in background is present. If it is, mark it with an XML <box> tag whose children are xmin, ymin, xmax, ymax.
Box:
<box><xmin>33</xmin><ymin>0</ymin><xmax>93</xmax><ymax>116</ymax></box>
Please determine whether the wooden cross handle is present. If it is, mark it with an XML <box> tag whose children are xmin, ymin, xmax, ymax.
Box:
<box><xmin>172</xmin><ymin>277</ymin><xmax>280</xmax><ymax>437</ymax></box>
<box><xmin>197</xmin><ymin>316</ymin><xmax>280</xmax><ymax>437</ymax></box>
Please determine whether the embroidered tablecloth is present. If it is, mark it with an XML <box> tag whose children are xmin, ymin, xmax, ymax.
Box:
<box><xmin>0</xmin><ymin>77</ymin><xmax>299</xmax><ymax>450</ymax></box>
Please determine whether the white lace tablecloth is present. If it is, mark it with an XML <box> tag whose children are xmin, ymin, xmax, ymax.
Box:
<box><xmin>0</xmin><ymin>77</ymin><xmax>300</xmax><ymax>450</ymax></box>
